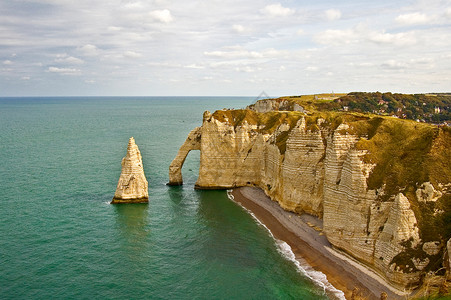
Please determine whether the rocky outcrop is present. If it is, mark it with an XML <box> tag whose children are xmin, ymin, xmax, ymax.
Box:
<box><xmin>248</xmin><ymin>98</ymin><xmax>306</xmax><ymax>113</ymax></box>
<box><xmin>168</xmin><ymin>127</ymin><xmax>202</xmax><ymax>185</ymax></box>
<box><xmin>112</xmin><ymin>137</ymin><xmax>148</xmax><ymax>204</ymax></box>
<box><xmin>169</xmin><ymin>107</ymin><xmax>450</xmax><ymax>290</ymax></box>
<box><xmin>416</xmin><ymin>182</ymin><xmax>442</xmax><ymax>203</ymax></box>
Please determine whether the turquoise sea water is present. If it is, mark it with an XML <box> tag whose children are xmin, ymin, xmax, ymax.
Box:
<box><xmin>0</xmin><ymin>97</ymin><xmax>329</xmax><ymax>299</ymax></box>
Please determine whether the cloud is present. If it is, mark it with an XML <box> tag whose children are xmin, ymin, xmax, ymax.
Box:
<box><xmin>107</xmin><ymin>26</ymin><xmax>122</xmax><ymax>32</ymax></box>
<box><xmin>205</xmin><ymin>49</ymin><xmax>262</xmax><ymax>59</ymax></box>
<box><xmin>77</xmin><ymin>44</ymin><xmax>99</xmax><ymax>57</ymax></box>
<box><xmin>235</xmin><ymin>66</ymin><xmax>260</xmax><ymax>73</ymax></box>
<box><xmin>232</xmin><ymin>24</ymin><xmax>246</xmax><ymax>33</ymax></box>
<box><xmin>314</xmin><ymin>28</ymin><xmax>359</xmax><ymax>45</ymax></box>
<box><xmin>122</xmin><ymin>2</ymin><xmax>147</xmax><ymax>10</ymax></box>
<box><xmin>149</xmin><ymin>9</ymin><xmax>173</xmax><ymax>23</ymax></box>
<box><xmin>47</xmin><ymin>67</ymin><xmax>81</xmax><ymax>75</ymax></box>
<box><xmin>184</xmin><ymin>64</ymin><xmax>204</xmax><ymax>69</ymax></box>
<box><xmin>204</xmin><ymin>47</ymin><xmax>286</xmax><ymax>60</ymax></box>
<box><xmin>55</xmin><ymin>55</ymin><xmax>84</xmax><ymax>64</ymax></box>
<box><xmin>395</xmin><ymin>12</ymin><xmax>431</xmax><ymax>25</ymax></box>
<box><xmin>325</xmin><ymin>9</ymin><xmax>341</xmax><ymax>21</ymax></box>
<box><xmin>368</xmin><ymin>31</ymin><xmax>417</xmax><ymax>46</ymax></box>
<box><xmin>261</xmin><ymin>3</ymin><xmax>295</xmax><ymax>17</ymax></box>
<box><xmin>123</xmin><ymin>51</ymin><xmax>143</xmax><ymax>58</ymax></box>
<box><xmin>314</xmin><ymin>25</ymin><xmax>417</xmax><ymax>47</ymax></box>
<box><xmin>381</xmin><ymin>59</ymin><xmax>408</xmax><ymax>70</ymax></box>
<box><xmin>1</xmin><ymin>0</ymin><xmax>451</xmax><ymax>96</ymax></box>
<box><xmin>305</xmin><ymin>66</ymin><xmax>318</xmax><ymax>71</ymax></box>
<box><xmin>446</xmin><ymin>8</ymin><xmax>451</xmax><ymax>18</ymax></box>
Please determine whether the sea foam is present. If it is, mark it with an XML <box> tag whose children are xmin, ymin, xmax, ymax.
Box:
<box><xmin>227</xmin><ymin>190</ymin><xmax>346</xmax><ymax>300</ymax></box>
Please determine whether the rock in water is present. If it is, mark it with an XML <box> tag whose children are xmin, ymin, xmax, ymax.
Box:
<box><xmin>111</xmin><ymin>137</ymin><xmax>149</xmax><ymax>204</ymax></box>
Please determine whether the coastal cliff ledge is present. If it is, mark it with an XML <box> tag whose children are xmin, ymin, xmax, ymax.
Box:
<box><xmin>169</xmin><ymin>95</ymin><xmax>451</xmax><ymax>296</ymax></box>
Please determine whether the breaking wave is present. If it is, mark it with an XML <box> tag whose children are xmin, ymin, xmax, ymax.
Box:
<box><xmin>227</xmin><ymin>190</ymin><xmax>346</xmax><ymax>300</ymax></box>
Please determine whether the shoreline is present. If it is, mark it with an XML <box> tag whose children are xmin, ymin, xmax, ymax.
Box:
<box><xmin>230</xmin><ymin>187</ymin><xmax>406</xmax><ymax>300</ymax></box>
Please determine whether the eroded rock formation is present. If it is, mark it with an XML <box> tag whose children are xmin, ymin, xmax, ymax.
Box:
<box><xmin>169</xmin><ymin>105</ymin><xmax>450</xmax><ymax>290</ymax></box>
<box><xmin>168</xmin><ymin>127</ymin><xmax>202</xmax><ymax>185</ymax></box>
<box><xmin>112</xmin><ymin>137</ymin><xmax>148</xmax><ymax>204</ymax></box>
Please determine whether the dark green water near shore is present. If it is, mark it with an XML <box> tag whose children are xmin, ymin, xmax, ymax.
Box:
<box><xmin>0</xmin><ymin>97</ymin><xmax>329</xmax><ymax>299</ymax></box>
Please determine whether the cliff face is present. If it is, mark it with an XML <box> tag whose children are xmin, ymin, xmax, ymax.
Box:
<box><xmin>169</xmin><ymin>105</ymin><xmax>451</xmax><ymax>289</ymax></box>
<box><xmin>112</xmin><ymin>137</ymin><xmax>148</xmax><ymax>204</ymax></box>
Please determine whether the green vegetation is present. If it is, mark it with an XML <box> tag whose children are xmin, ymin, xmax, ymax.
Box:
<box><xmin>267</xmin><ymin>92</ymin><xmax>451</xmax><ymax>123</ymax></box>
<box><xmin>350</xmin><ymin>118</ymin><xmax>450</xmax><ymax>243</ymax></box>
<box><xmin>211</xmin><ymin>109</ymin><xmax>304</xmax><ymax>135</ymax></box>
<box><xmin>215</xmin><ymin>96</ymin><xmax>450</xmax><ymax>245</ymax></box>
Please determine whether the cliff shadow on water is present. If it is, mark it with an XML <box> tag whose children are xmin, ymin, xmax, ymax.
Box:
<box><xmin>113</xmin><ymin>203</ymin><xmax>151</xmax><ymax>249</ymax></box>
<box><xmin>194</xmin><ymin>189</ymin><xmax>329</xmax><ymax>299</ymax></box>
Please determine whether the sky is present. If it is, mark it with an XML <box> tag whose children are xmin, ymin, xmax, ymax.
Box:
<box><xmin>1</xmin><ymin>0</ymin><xmax>451</xmax><ymax>96</ymax></box>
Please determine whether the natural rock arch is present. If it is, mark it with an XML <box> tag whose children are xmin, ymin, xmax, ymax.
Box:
<box><xmin>168</xmin><ymin>127</ymin><xmax>202</xmax><ymax>185</ymax></box>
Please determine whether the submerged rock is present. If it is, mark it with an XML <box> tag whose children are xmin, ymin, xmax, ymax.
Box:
<box><xmin>111</xmin><ymin>137</ymin><xmax>148</xmax><ymax>204</ymax></box>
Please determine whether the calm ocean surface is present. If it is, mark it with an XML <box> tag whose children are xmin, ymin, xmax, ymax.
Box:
<box><xmin>0</xmin><ymin>97</ymin><xmax>329</xmax><ymax>299</ymax></box>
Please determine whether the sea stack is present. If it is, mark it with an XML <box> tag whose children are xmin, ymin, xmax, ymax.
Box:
<box><xmin>111</xmin><ymin>137</ymin><xmax>149</xmax><ymax>204</ymax></box>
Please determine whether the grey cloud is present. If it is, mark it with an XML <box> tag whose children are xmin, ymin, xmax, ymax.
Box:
<box><xmin>1</xmin><ymin>0</ymin><xmax>451</xmax><ymax>96</ymax></box>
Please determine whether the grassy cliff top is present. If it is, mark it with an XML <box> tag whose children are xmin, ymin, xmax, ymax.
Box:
<box><xmin>249</xmin><ymin>92</ymin><xmax>451</xmax><ymax>123</ymax></box>
<box><xmin>210</xmin><ymin>104</ymin><xmax>451</xmax><ymax>242</ymax></box>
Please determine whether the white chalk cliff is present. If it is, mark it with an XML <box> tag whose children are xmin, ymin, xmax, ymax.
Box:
<box><xmin>169</xmin><ymin>105</ymin><xmax>450</xmax><ymax>290</ymax></box>
<box><xmin>112</xmin><ymin>137</ymin><xmax>148</xmax><ymax>204</ymax></box>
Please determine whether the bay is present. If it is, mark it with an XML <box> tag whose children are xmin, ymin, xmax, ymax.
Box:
<box><xmin>0</xmin><ymin>97</ymin><xmax>328</xmax><ymax>299</ymax></box>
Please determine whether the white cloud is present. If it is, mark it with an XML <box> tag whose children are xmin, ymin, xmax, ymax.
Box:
<box><xmin>205</xmin><ymin>49</ymin><xmax>262</xmax><ymax>59</ymax></box>
<box><xmin>315</xmin><ymin>25</ymin><xmax>417</xmax><ymax>47</ymax></box>
<box><xmin>1</xmin><ymin>0</ymin><xmax>451</xmax><ymax>96</ymax></box>
<box><xmin>349</xmin><ymin>62</ymin><xmax>375</xmax><ymax>67</ymax></box>
<box><xmin>123</xmin><ymin>51</ymin><xmax>143</xmax><ymax>58</ymax></box>
<box><xmin>381</xmin><ymin>60</ymin><xmax>408</xmax><ymax>69</ymax></box>
<box><xmin>395</xmin><ymin>12</ymin><xmax>431</xmax><ymax>25</ymax></box>
<box><xmin>232</xmin><ymin>24</ymin><xmax>246</xmax><ymax>33</ymax></box>
<box><xmin>368</xmin><ymin>31</ymin><xmax>417</xmax><ymax>46</ymax></box>
<box><xmin>149</xmin><ymin>9</ymin><xmax>173</xmax><ymax>23</ymax></box>
<box><xmin>122</xmin><ymin>2</ymin><xmax>147</xmax><ymax>10</ymax></box>
<box><xmin>184</xmin><ymin>64</ymin><xmax>204</xmax><ymax>69</ymax></box>
<box><xmin>325</xmin><ymin>9</ymin><xmax>341</xmax><ymax>21</ymax></box>
<box><xmin>297</xmin><ymin>29</ymin><xmax>305</xmax><ymax>35</ymax></box>
<box><xmin>204</xmin><ymin>47</ymin><xmax>286</xmax><ymax>60</ymax></box>
<box><xmin>48</xmin><ymin>67</ymin><xmax>81</xmax><ymax>75</ymax></box>
<box><xmin>314</xmin><ymin>28</ymin><xmax>359</xmax><ymax>45</ymax></box>
<box><xmin>3</xmin><ymin>60</ymin><xmax>13</xmax><ymax>65</ymax></box>
<box><xmin>21</xmin><ymin>76</ymin><xmax>30</xmax><ymax>80</ymax></box>
<box><xmin>261</xmin><ymin>3</ymin><xmax>295</xmax><ymax>17</ymax></box>
<box><xmin>55</xmin><ymin>55</ymin><xmax>84</xmax><ymax>65</ymax></box>
<box><xmin>235</xmin><ymin>66</ymin><xmax>259</xmax><ymax>73</ymax></box>
<box><xmin>305</xmin><ymin>66</ymin><xmax>318</xmax><ymax>71</ymax></box>
<box><xmin>446</xmin><ymin>8</ymin><xmax>451</xmax><ymax>18</ymax></box>
<box><xmin>77</xmin><ymin>44</ymin><xmax>99</xmax><ymax>57</ymax></box>
<box><xmin>107</xmin><ymin>26</ymin><xmax>122</xmax><ymax>32</ymax></box>
<box><xmin>147</xmin><ymin>62</ymin><xmax>182</xmax><ymax>68</ymax></box>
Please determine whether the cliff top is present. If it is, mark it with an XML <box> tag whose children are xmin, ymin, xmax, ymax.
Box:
<box><xmin>209</xmin><ymin>104</ymin><xmax>451</xmax><ymax>244</ymax></box>
<box><xmin>248</xmin><ymin>92</ymin><xmax>451</xmax><ymax>124</ymax></box>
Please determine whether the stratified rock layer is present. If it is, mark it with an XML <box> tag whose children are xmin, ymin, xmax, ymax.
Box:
<box><xmin>169</xmin><ymin>107</ymin><xmax>450</xmax><ymax>290</ymax></box>
<box><xmin>112</xmin><ymin>137</ymin><xmax>148</xmax><ymax>204</ymax></box>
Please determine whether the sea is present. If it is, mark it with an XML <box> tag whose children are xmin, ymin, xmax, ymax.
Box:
<box><xmin>0</xmin><ymin>97</ymin><xmax>333</xmax><ymax>299</ymax></box>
